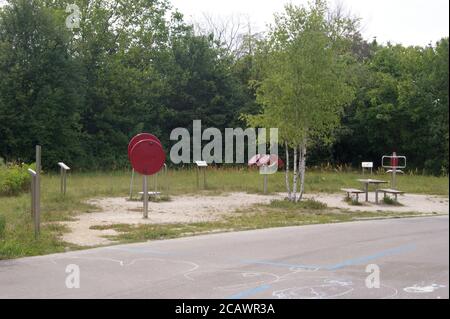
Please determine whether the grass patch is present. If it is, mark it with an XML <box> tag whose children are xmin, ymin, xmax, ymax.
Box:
<box><xmin>96</xmin><ymin>203</ymin><xmax>425</xmax><ymax>243</ymax></box>
<box><xmin>382</xmin><ymin>196</ymin><xmax>403</xmax><ymax>206</ymax></box>
<box><xmin>270</xmin><ymin>198</ymin><xmax>327</xmax><ymax>210</ymax></box>
<box><xmin>344</xmin><ymin>197</ymin><xmax>363</xmax><ymax>206</ymax></box>
<box><xmin>0</xmin><ymin>168</ymin><xmax>447</xmax><ymax>259</ymax></box>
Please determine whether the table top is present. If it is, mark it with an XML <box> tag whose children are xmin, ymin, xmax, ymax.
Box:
<box><xmin>357</xmin><ymin>179</ymin><xmax>388</xmax><ymax>184</ymax></box>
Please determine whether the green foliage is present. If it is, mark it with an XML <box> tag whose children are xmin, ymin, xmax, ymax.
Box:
<box><xmin>270</xmin><ymin>199</ymin><xmax>327</xmax><ymax>210</ymax></box>
<box><xmin>0</xmin><ymin>163</ymin><xmax>34</xmax><ymax>196</ymax></box>
<box><xmin>0</xmin><ymin>215</ymin><xmax>5</xmax><ymax>238</ymax></box>
<box><xmin>246</xmin><ymin>1</ymin><xmax>355</xmax><ymax>147</ymax></box>
<box><xmin>382</xmin><ymin>196</ymin><xmax>403</xmax><ymax>206</ymax></box>
<box><xmin>333</xmin><ymin>38</ymin><xmax>449</xmax><ymax>175</ymax></box>
<box><xmin>0</xmin><ymin>0</ymin><xmax>447</xmax><ymax>176</ymax></box>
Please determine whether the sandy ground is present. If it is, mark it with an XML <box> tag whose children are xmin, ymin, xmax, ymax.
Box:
<box><xmin>61</xmin><ymin>192</ymin><xmax>449</xmax><ymax>247</ymax></box>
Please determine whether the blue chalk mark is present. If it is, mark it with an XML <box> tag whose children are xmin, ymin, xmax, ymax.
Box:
<box><xmin>241</xmin><ymin>244</ymin><xmax>416</xmax><ymax>271</ymax></box>
<box><xmin>227</xmin><ymin>284</ymin><xmax>272</xmax><ymax>299</ymax></box>
<box><xmin>325</xmin><ymin>244</ymin><xmax>416</xmax><ymax>270</ymax></box>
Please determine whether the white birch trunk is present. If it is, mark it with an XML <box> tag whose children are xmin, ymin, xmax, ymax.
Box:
<box><xmin>292</xmin><ymin>146</ymin><xmax>298</xmax><ymax>202</ymax></box>
<box><xmin>298</xmin><ymin>142</ymin><xmax>307</xmax><ymax>202</ymax></box>
<box><xmin>285</xmin><ymin>142</ymin><xmax>291</xmax><ymax>201</ymax></box>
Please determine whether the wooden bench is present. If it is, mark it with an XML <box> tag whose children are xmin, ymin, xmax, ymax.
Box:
<box><xmin>375</xmin><ymin>189</ymin><xmax>405</xmax><ymax>204</ymax></box>
<box><xmin>341</xmin><ymin>188</ymin><xmax>365</xmax><ymax>203</ymax></box>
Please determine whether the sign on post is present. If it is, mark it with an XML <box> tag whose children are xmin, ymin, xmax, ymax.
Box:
<box><xmin>128</xmin><ymin>134</ymin><xmax>166</xmax><ymax>219</ymax></box>
<box><xmin>362</xmin><ymin>162</ymin><xmax>374</xmax><ymax>175</ymax></box>
<box><xmin>195</xmin><ymin>161</ymin><xmax>208</xmax><ymax>189</ymax></box>
<box><xmin>58</xmin><ymin>162</ymin><xmax>70</xmax><ymax>195</ymax></box>
<box><xmin>28</xmin><ymin>168</ymin><xmax>40</xmax><ymax>239</ymax></box>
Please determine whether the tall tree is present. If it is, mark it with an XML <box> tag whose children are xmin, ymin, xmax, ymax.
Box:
<box><xmin>246</xmin><ymin>1</ymin><xmax>355</xmax><ymax>201</ymax></box>
<box><xmin>0</xmin><ymin>0</ymin><xmax>84</xmax><ymax>166</ymax></box>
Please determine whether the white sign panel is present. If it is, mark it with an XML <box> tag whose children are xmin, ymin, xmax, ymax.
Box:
<box><xmin>58</xmin><ymin>162</ymin><xmax>71</xmax><ymax>170</ymax></box>
<box><xmin>362</xmin><ymin>162</ymin><xmax>373</xmax><ymax>168</ymax></box>
<box><xmin>195</xmin><ymin>161</ymin><xmax>208</xmax><ymax>167</ymax></box>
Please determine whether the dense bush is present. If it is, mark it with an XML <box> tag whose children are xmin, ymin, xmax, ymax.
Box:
<box><xmin>0</xmin><ymin>163</ymin><xmax>34</xmax><ymax>196</ymax></box>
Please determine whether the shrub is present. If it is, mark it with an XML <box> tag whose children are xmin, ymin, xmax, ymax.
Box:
<box><xmin>0</xmin><ymin>163</ymin><xmax>35</xmax><ymax>196</ymax></box>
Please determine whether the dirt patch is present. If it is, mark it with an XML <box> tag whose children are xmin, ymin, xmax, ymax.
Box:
<box><xmin>61</xmin><ymin>193</ymin><xmax>281</xmax><ymax>246</ymax></box>
<box><xmin>306</xmin><ymin>192</ymin><xmax>449</xmax><ymax>214</ymax></box>
<box><xmin>61</xmin><ymin>192</ymin><xmax>449</xmax><ymax>247</ymax></box>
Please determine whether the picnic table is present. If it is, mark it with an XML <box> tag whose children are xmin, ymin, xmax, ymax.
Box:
<box><xmin>357</xmin><ymin>179</ymin><xmax>388</xmax><ymax>202</ymax></box>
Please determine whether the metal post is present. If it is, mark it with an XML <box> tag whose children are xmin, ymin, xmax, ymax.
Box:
<box><xmin>60</xmin><ymin>166</ymin><xmax>64</xmax><ymax>194</ymax></box>
<box><xmin>35</xmin><ymin>146</ymin><xmax>41</xmax><ymax>238</ymax></box>
<box><xmin>143</xmin><ymin>175</ymin><xmax>148</xmax><ymax>219</ymax></box>
<box><xmin>203</xmin><ymin>168</ymin><xmax>206</xmax><ymax>189</ymax></box>
<box><xmin>392</xmin><ymin>167</ymin><xmax>397</xmax><ymax>189</ymax></box>
<box><xmin>129</xmin><ymin>169</ymin><xmax>135</xmax><ymax>200</ymax></box>
<box><xmin>30</xmin><ymin>174</ymin><xmax>36</xmax><ymax>218</ymax></box>
<box><xmin>164</xmin><ymin>164</ymin><xmax>169</xmax><ymax>193</ymax></box>
<box><xmin>196</xmin><ymin>166</ymin><xmax>199</xmax><ymax>189</ymax></box>
<box><xmin>263</xmin><ymin>174</ymin><xmax>268</xmax><ymax>194</ymax></box>
<box><xmin>63</xmin><ymin>169</ymin><xmax>67</xmax><ymax>195</ymax></box>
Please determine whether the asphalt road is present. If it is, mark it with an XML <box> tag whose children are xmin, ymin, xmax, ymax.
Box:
<box><xmin>0</xmin><ymin>216</ymin><xmax>448</xmax><ymax>299</ymax></box>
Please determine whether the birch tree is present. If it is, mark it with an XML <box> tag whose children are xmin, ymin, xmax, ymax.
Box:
<box><xmin>246</xmin><ymin>0</ymin><xmax>355</xmax><ymax>202</ymax></box>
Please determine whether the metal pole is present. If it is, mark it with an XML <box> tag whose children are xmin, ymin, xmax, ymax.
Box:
<box><xmin>263</xmin><ymin>174</ymin><xmax>268</xmax><ymax>194</ymax></box>
<box><xmin>35</xmin><ymin>146</ymin><xmax>41</xmax><ymax>238</ymax></box>
<box><xmin>203</xmin><ymin>168</ymin><xmax>206</xmax><ymax>189</ymax></box>
<box><xmin>31</xmin><ymin>175</ymin><xmax>36</xmax><ymax>218</ymax></box>
<box><xmin>60</xmin><ymin>166</ymin><xmax>64</xmax><ymax>194</ymax></box>
<box><xmin>196</xmin><ymin>166</ymin><xmax>199</xmax><ymax>189</ymax></box>
<box><xmin>164</xmin><ymin>164</ymin><xmax>169</xmax><ymax>193</ymax></box>
<box><xmin>63</xmin><ymin>169</ymin><xmax>67</xmax><ymax>195</ymax></box>
<box><xmin>129</xmin><ymin>169</ymin><xmax>135</xmax><ymax>200</ymax></box>
<box><xmin>143</xmin><ymin>175</ymin><xmax>148</xmax><ymax>219</ymax></box>
<box><xmin>392</xmin><ymin>167</ymin><xmax>397</xmax><ymax>189</ymax></box>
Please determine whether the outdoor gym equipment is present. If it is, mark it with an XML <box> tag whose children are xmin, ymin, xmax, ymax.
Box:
<box><xmin>58</xmin><ymin>162</ymin><xmax>70</xmax><ymax>195</ymax></box>
<box><xmin>382</xmin><ymin>152</ymin><xmax>406</xmax><ymax>189</ymax></box>
<box><xmin>128</xmin><ymin>133</ymin><xmax>167</xmax><ymax>199</ymax></box>
<box><xmin>128</xmin><ymin>133</ymin><xmax>166</xmax><ymax>219</ymax></box>
<box><xmin>248</xmin><ymin>154</ymin><xmax>284</xmax><ymax>194</ymax></box>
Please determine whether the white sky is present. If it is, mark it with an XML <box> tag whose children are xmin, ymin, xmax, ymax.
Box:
<box><xmin>171</xmin><ymin>0</ymin><xmax>449</xmax><ymax>46</ymax></box>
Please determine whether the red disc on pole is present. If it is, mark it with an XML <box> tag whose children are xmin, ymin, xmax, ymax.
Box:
<box><xmin>248</xmin><ymin>154</ymin><xmax>262</xmax><ymax>166</ymax></box>
<box><xmin>390</xmin><ymin>152</ymin><xmax>399</xmax><ymax>168</ymax></box>
<box><xmin>257</xmin><ymin>155</ymin><xmax>271</xmax><ymax>167</ymax></box>
<box><xmin>130</xmin><ymin>140</ymin><xmax>166</xmax><ymax>176</ymax></box>
<box><xmin>128</xmin><ymin>133</ymin><xmax>162</xmax><ymax>159</ymax></box>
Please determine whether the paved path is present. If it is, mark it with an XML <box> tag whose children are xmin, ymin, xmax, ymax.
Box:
<box><xmin>0</xmin><ymin>216</ymin><xmax>448</xmax><ymax>299</ymax></box>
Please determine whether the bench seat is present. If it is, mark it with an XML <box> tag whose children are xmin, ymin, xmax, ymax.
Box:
<box><xmin>376</xmin><ymin>189</ymin><xmax>405</xmax><ymax>203</ymax></box>
<box><xmin>341</xmin><ymin>188</ymin><xmax>365</xmax><ymax>202</ymax></box>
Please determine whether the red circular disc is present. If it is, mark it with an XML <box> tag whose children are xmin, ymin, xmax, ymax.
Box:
<box><xmin>257</xmin><ymin>155</ymin><xmax>271</xmax><ymax>166</ymax></box>
<box><xmin>128</xmin><ymin>133</ymin><xmax>162</xmax><ymax>159</ymax></box>
<box><xmin>268</xmin><ymin>154</ymin><xmax>284</xmax><ymax>169</ymax></box>
<box><xmin>248</xmin><ymin>154</ymin><xmax>262</xmax><ymax>166</ymax></box>
<box><xmin>130</xmin><ymin>140</ymin><xmax>166</xmax><ymax>175</ymax></box>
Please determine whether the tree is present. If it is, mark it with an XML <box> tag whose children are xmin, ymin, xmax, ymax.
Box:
<box><xmin>245</xmin><ymin>1</ymin><xmax>355</xmax><ymax>201</ymax></box>
<box><xmin>0</xmin><ymin>0</ymin><xmax>85</xmax><ymax>166</ymax></box>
